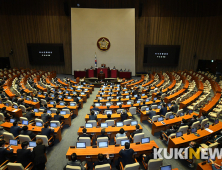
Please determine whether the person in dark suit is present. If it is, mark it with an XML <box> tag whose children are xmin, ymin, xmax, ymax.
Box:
<box><xmin>118</xmin><ymin>142</ymin><xmax>135</xmax><ymax>168</ymax></box>
<box><xmin>198</xmin><ymin>112</ymin><xmax>207</xmax><ymax>124</ymax></box>
<box><xmin>160</xmin><ymin>103</ymin><xmax>167</xmax><ymax>116</ymax></box>
<box><xmin>20</xmin><ymin>126</ymin><xmax>36</xmax><ymax>140</ymax></box>
<box><xmin>97</xmin><ymin>128</ymin><xmax>110</xmax><ymax>140</ymax></box>
<box><xmin>25</xmin><ymin>107</ymin><xmax>35</xmax><ymax>121</ymax></box>
<box><xmin>206</xmin><ymin>131</ymin><xmax>222</xmax><ymax>145</ymax></box>
<box><xmin>179</xmin><ymin>119</ymin><xmax>188</xmax><ymax>128</ymax></box>
<box><xmin>120</xmin><ymin>111</ymin><xmax>128</xmax><ymax>121</ymax></box>
<box><xmin>17</xmin><ymin>141</ymin><xmax>32</xmax><ymax>167</ymax></box>
<box><xmin>106</xmin><ymin>114</ymin><xmax>111</xmax><ymax>120</ymax></box>
<box><xmin>40</xmin><ymin>104</ymin><xmax>47</xmax><ymax>110</ymax></box>
<box><xmin>65</xmin><ymin>153</ymin><xmax>87</xmax><ymax>170</ymax></box>
<box><xmin>73</xmin><ymin>95</ymin><xmax>79</xmax><ymax>104</ymax></box>
<box><xmin>41</xmin><ymin>123</ymin><xmax>54</xmax><ymax>139</ymax></box>
<box><xmin>188</xmin><ymin>115</ymin><xmax>198</xmax><ymax>127</ymax></box>
<box><xmin>94</xmin><ymin>153</ymin><xmax>111</xmax><ymax>168</ymax></box>
<box><xmin>53</xmin><ymin>94</ymin><xmax>60</xmax><ymax>104</ymax></box>
<box><xmin>146</xmin><ymin>108</ymin><xmax>156</xmax><ymax>120</ymax></box>
<box><xmin>142</xmin><ymin>146</ymin><xmax>157</xmax><ymax>163</ymax></box>
<box><xmin>117</xmin><ymin>91</ymin><xmax>122</xmax><ymax>97</ymax></box>
<box><xmin>170</xmin><ymin>101</ymin><xmax>179</xmax><ymax>113</ymax></box>
<box><xmin>45</xmin><ymin>94</ymin><xmax>52</xmax><ymax>102</ymax></box>
<box><xmin>91</xmin><ymin>104</ymin><xmax>101</xmax><ymax>112</ymax></box>
<box><xmin>159</xmin><ymin>125</ymin><xmax>178</xmax><ymax>140</ymax></box>
<box><xmin>32</xmin><ymin>138</ymin><xmax>47</xmax><ymax>170</ymax></box>
<box><xmin>1</xmin><ymin>107</ymin><xmax>11</xmax><ymax>120</ymax></box>
<box><xmin>10</xmin><ymin>121</ymin><xmax>22</xmax><ymax>137</ymax></box>
<box><xmin>78</xmin><ymin>128</ymin><xmax>92</xmax><ymax>140</ymax></box>
<box><xmin>89</xmin><ymin>111</ymin><xmax>97</xmax><ymax>120</ymax></box>
<box><xmin>54</xmin><ymin>110</ymin><xmax>64</xmax><ymax>123</ymax></box>
<box><xmin>131</xmin><ymin>125</ymin><xmax>142</xmax><ymax>138</ymax></box>
<box><xmin>11</xmin><ymin>97</ymin><xmax>18</xmax><ymax>103</ymax></box>
<box><xmin>41</xmin><ymin>110</ymin><xmax>51</xmax><ymax>123</ymax></box>
<box><xmin>0</xmin><ymin>140</ymin><xmax>13</xmax><ymax>165</ymax></box>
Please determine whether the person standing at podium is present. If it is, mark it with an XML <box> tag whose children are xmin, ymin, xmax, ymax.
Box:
<box><xmin>100</xmin><ymin>69</ymin><xmax>103</xmax><ymax>74</ymax></box>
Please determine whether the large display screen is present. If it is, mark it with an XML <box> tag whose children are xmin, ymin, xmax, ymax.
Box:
<box><xmin>27</xmin><ymin>43</ymin><xmax>64</xmax><ymax>65</ymax></box>
<box><xmin>143</xmin><ymin>45</ymin><xmax>180</xmax><ymax>67</ymax></box>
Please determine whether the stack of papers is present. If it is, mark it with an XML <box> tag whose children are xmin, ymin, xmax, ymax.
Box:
<box><xmin>205</xmin><ymin>128</ymin><xmax>213</xmax><ymax>133</ymax></box>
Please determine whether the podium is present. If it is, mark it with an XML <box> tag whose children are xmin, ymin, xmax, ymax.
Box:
<box><xmin>98</xmin><ymin>73</ymin><xmax>105</xmax><ymax>80</ymax></box>
<box><xmin>97</xmin><ymin>68</ymin><xmax>109</xmax><ymax>78</ymax></box>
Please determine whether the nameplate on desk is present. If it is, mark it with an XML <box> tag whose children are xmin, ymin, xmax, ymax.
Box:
<box><xmin>205</xmin><ymin>128</ymin><xmax>213</xmax><ymax>133</ymax></box>
<box><xmin>12</xmin><ymin>109</ymin><xmax>19</xmax><ymax>112</ymax></box>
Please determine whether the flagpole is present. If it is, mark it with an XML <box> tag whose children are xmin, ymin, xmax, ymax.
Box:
<box><xmin>95</xmin><ymin>52</ymin><xmax>97</xmax><ymax>68</ymax></box>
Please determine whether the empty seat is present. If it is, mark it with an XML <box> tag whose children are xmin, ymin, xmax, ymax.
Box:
<box><xmin>133</xmin><ymin>133</ymin><xmax>144</xmax><ymax>143</ymax></box>
<box><xmin>87</xmin><ymin>120</ymin><xmax>97</xmax><ymax>127</ymax></box>
<box><xmin>105</xmin><ymin>120</ymin><xmax>115</xmax><ymax>126</ymax></box>
<box><xmin>79</xmin><ymin>137</ymin><xmax>91</xmax><ymax>146</ymax></box>
<box><xmin>19</xmin><ymin>135</ymin><xmax>31</xmax><ymax>143</ymax></box>
<box><xmin>123</xmin><ymin>119</ymin><xmax>132</xmax><ymax>125</ymax></box>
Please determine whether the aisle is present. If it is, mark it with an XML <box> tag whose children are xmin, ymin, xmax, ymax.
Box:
<box><xmin>45</xmin><ymin>88</ymin><xmax>99</xmax><ymax>170</ymax></box>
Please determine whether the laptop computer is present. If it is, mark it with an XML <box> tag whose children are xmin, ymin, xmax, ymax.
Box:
<box><xmin>26</xmin><ymin>98</ymin><xmax>30</xmax><ymax>101</ymax></box>
<box><xmin>106</xmin><ymin>110</ymin><xmax>112</xmax><ymax>115</ymax></box>
<box><xmin>101</xmin><ymin>123</ymin><xmax>108</xmax><ymax>128</ymax></box>
<box><xmin>76</xmin><ymin>142</ymin><xmax>86</xmax><ymax>148</ymax></box>
<box><xmin>146</xmin><ymin>99</ymin><xmax>150</xmax><ymax>102</ymax></box>
<box><xmin>22</xmin><ymin>120</ymin><xmax>29</xmax><ymax>125</ymax></box>
<box><xmin>131</xmin><ymin>121</ymin><xmax>138</xmax><ymax>126</ymax></box>
<box><xmin>127</xmin><ymin>101</ymin><xmax>131</xmax><ymax>105</ymax></box>
<box><xmin>95</xmin><ymin>103</ymin><xmax>100</xmax><ymax>107</ymax></box>
<box><xmin>50</xmin><ymin>123</ymin><xmax>57</xmax><ymax>128</ymax></box>
<box><xmin>106</xmin><ymin>103</ymin><xmax>111</xmax><ymax>107</ymax></box>
<box><xmin>81</xmin><ymin>92</ymin><xmax>85</xmax><ymax>95</ymax></box>
<box><xmin>117</xmin><ymin>102</ymin><xmax>122</xmax><ymax>106</ymax></box>
<box><xmin>169</xmin><ymin>115</ymin><xmax>174</xmax><ymax>119</ymax></box>
<box><xmin>47</xmin><ymin>110</ymin><xmax>52</xmax><ymax>114</ymax></box>
<box><xmin>154</xmin><ymin>97</ymin><xmax>157</xmax><ymax>101</ymax></box>
<box><xmin>60</xmin><ymin>103</ymin><xmax>64</xmax><ymax>106</ymax></box>
<box><xmin>13</xmin><ymin>105</ymin><xmax>18</xmax><ymax>109</ymax></box>
<box><xmin>50</xmin><ymin>101</ymin><xmax>54</xmax><ymax>105</ymax></box>
<box><xmin>10</xmin><ymin>119</ymin><xmax>15</xmax><ymax>123</ymax></box>
<box><xmin>5</xmin><ymin>103</ymin><xmax>9</xmax><ymax>106</ymax></box>
<box><xmin>34</xmin><ymin>109</ymin><xmax>38</xmax><ymax>113</ymax></box>
<box><xmin>33</xmin><ymin>99</ymin><xmax>37</xmax><ymax>102</ymax></box>
<box><xmin>158</xmin><ymin>117</ymin><xmax>164</xmax><ymax>122</ymax></box>
<box><xmin>126</xmin><ymin>96</ymin><xmax>129</xmax><ymax>98</ymax></box>
<box><xmin>191</xmin><ymin>128</ymin><xmax>197</xmax><ymax>134</ymax></box>
<box><xmin>146</xmin><ymin>107</ymin><xmax>149</xmax><ymax>111</ymax></box>
<box><xmin>180</xmin><ymin>112</ymin><xmax>184</xmax><ymax>116</ymax></box>
<box><xmin>158</xmin><ymin>105</ymin><xmax>161</xmax><ymax>109</ymax></box>
<box><xmin>142</xmin><ymin>93</ymin><xmax>145</xmax><ymax>96</ymax></box>
<box><xmin>67</xmin><ymin>96</ymin><xmax>72</xmax><ymax>99</ymax></box>
<box><xmin>141</xmin><ymin>137</ymin><xmax>150</xmax><ymax>144</ymax></box>
<box><xmin>70</xmin><ymin>103</ymin><xmax>76</xmax><ymax>106</ymax></box>
<box><xmin>121</xmin><ymin>139</ymin><xmax>130</xmax><ymax>146</ymax></box>
<box><xmin>36</xmin><ymin>122</ymin><xmax>43</xmax><ymax>127</ymax></box>
<box><xmin>98</xmin><ymin>141</ymin><xmax>108</xmax><ymax>148</ymax></box>
<box><xmin>125</xmin><ymin>91</ymin><xmax>128</xmax><ymax>94</ymax></box>
<box><xmin>137</xmin><ymin>101</ymin><xmax>141</xmax><ymax>104</ymax></box>
<box><xmin>77</xmin><ymin>97</ymin><xmax>81</xmax><ymax>100</ymax></box>
<box><xmin>9</xmin><ymin>139</ymin><xmax>18</xmax><ymax>146</ymax></box>
<box><xmin>204</xmin><ymin>123</ymin><xmax>209</xmax><ymax>128</ymax></box>
<box><xmin>116</xmin><ymin>122</ymin><xmax>123</xmax><ymax>127</ymax></box>
<box><xmin>168</xmin><ymin>103</ymin><xmax>171</xmax><ymax>107</ymax></box>
<box><xmin>59</xmin><ymin>95</ymin><xmax>63</xmax><ymax>98</ymax></box>
<box><xmin>60</xmin><ymin>111</ymin><xmax>66</xmax><ymax>115</ymax></box>
<box><xmin>215</xmin><ymin>119</ymin><xmax>219</xmax><ymax>124</ymax></box>
<box><xmin>160</xmin><ymin>165</ymin><xmax>172</xmax><ymax>170</ymax></box>
<box><xmin>85</xmin><ymin>123</ymin><xmax>93</xmax><ymax>128</ymax></box>
<box><xmin>134</xmin><ymin>95</ymin><xmax>137</xmax><ymax>98</ymax></box>
<box><xmin>176</xmin><ymin>132</ymin><xmax>183</xmax><ymax>138</ymax></box>
<box><xmin>29</xmin><ymin>141</ymin><xmax>36</xmax><ymax>148</ymax></box>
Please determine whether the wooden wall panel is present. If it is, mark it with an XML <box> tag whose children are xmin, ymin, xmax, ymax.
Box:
<box><xmin>0</xmin><ymin>0</ymin><xmax>222</xmax><ymax>74</ymax></box>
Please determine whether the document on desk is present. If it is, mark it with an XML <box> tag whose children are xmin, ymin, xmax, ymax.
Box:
<box><xmin>205</xmin><ymin>128</ymin><xmax>213</xmax><ymax>133</ymax></box>
<box><xmin>12</xmin><ymin>109</ymin><xmax>18</xmax><ymax>112</ymax></box>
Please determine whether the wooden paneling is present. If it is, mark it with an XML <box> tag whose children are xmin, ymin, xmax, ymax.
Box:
<box><xmin>0</xmin><ymin>0</ymin><xmax>222</xmax><ymax>74</ymax></box>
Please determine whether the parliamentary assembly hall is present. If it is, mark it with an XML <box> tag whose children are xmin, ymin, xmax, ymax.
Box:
<box><xmin>0</xmin><ymin>0</ymin><xmax>222</xmax><ymax>170</ymax></box>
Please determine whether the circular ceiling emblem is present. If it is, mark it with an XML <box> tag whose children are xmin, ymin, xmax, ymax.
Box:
<box><xmin>97</xmin><ymin>37</ymin><xmax>111</xmax><ymax>51</ymax></box>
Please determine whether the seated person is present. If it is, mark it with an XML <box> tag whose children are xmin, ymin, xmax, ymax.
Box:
<box><xmin>65</xmin><ymin>153</ymin><xmax>87</xmax><ymax>170</ymax></box>
<box><xmin>0</xmin><ymin>140</ymin><xmax>13</xmax><ymax>165</ymax></box>
<box><xmin>116</xmin><ymin>128</ymin><xmax>126</xmax><ymax>138</ymax></box>
<box><xmin>40</xmin><ymin>104</ymin><xmax>48</xmax><ymax>110</ymax></box>
<box><xmin>210</xmin><ymin>158</ymin><xmax>222</xmax><ymax>170</ymax></box>
<box><xmin>146</xmin><ymin>107</ymin><xmax>156</xmax><ymax>120</ymax></box>
<box><xmin>159</xmin><ymin>125</ymin><xmax>178</xmax><ymax>140</ymax></box>
<box><xmin>20</xmin><ymin>126</ymin><xmax>36</xmax><ymax>140</ymax></box>
<box><xmin>106</xmin><ymin>114</ymin><xmax>111</xmax><ymax>120</ymax></box>
<box><xmin>94</xmin><ymin>153</ymin><xmax>111</xmax><ymax>168</ymax></box>
<box><xmin>131</xmin><ymin>125</ymin><xmax>142</xmax><ymax>138</ymax></box>
<box><xmin>91</xmin><ymin>104</ymin><xmax>101</xmax><ymax>112</ymax></box>
<box><xmin>97</xmin><ymin>128</ymin><xmax>110</xmax><ymax>140</ymax></box>
<box><xmin>78</xmin><ymin>128</ymin><xmax>92</xmax><ymax>140</ymax></box>
<box><xmin>54</xmin><ymin>110</ymin><xmax>64</xmax><ymax>123</ymax></box>
<box><xmin>25</xmin><ymin>107</ymin><xmax>35</xmax><ymax>121</ymax></box>
<box><xmin>169</xmin><ymin>101</ymin><xmax>178</xmax><ymax>113</ymax></box>
<box><xmin>73</xmin><ymin>95</ymin><xmax>79</xmax><ymax>104</ymax></box>
<box><xmin>188</xmin><ymin>115</ymin><xmax>198</xmax><ymax>127</ymax></box>
<box><xmin>16</xmin><ymin>141</ymin><xmax>32</xmax><ymax>167</ymax></box>
<box><xmin>120</xmin><ymin>111</ymin><xmax>128</xmax><ymax>121</ymax></box>
<box><xmin>198</xmin><ymin>112</ymin><xmax>207</xmax><ymax>124</ymax></box>
<box><xmin>89</xmin><ymin>111</ymin><xmax>97</xmax><ymax>120</ymax></box>
<box><xmin>160</xmin><ymin>103</ymin><xmax>167</xmax><ymax>116</ymax></box>
<box><xmin>113</xmin><ymin>66</ymin><xmax>116</xmax><ymax>70</ymax></box>
<box><xmin>1</xmin><ymin>107</ymin><xmax>11</xmax><ymax>120</ymax></box>
<box><xmin>141</xmin><ymin>101</ymin><xmax>146</xmax><ymax>107</ymax></box>
<box><xmin>41</xmin><ymin>110</ymin><xmax>51</xmax><ymax>123</ymax></box>
<box><xmin>45</xmin><ymin>94</ymin><xmax>52</xmax><ymax>102</ymax></box>
<box><xmin>10</xmin><ymin>121</ymin><xmax>22</xmax><ymax>137</ymax></box>
<box><xmin>118</xmin><ymin>142</ymin><xmax>135</xmax><ymax>168</ymax></box>
<box><xmin>179</xmin><ymin>119</ymin><xmax>188</xmax><ymax>127</ymax></box>
<box><xmin>206</xmin><ymin>131</ymin><xmax>222</xmax><ymax>145</ymax></box>
<box><xmin>41</xmin><ymin>123</ymin><xmax>54</xmax><ymax>139</ymax></box>
<box><xmin>142</xmin><ymin>146</ymin><xmax>156</xmax><ymax>163</ymax></box>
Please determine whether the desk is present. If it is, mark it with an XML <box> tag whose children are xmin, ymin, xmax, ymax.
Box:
<box><xmin>74</xmin><ymin>70</ymin><xmax>86</xmax><ymax>79</ymax></box>
<box><xmin>179</xmin><ymin>91</ymin><xmax>203</xmax><ymax>109</ymax></box>
<box><xmin>66</xmin><ymin>141</ymin><xmax>158</xmax><ymax>161</ymax></box>
<box><xmin>0</xmin><ymin>104</ymin><xmax>23</xmax><ymax>118</ymax></box>
<box><xmin>164</xmin><ymin>89</ymin><xmax>186</xmax><ymax>103</ymax></box>
<box><xmin>151</xmin><ymin>113</ymin><xmax>198</xmax><ymax>135</ymax></box>
<box><xmin>111</xmin><ymin>70</ymin><xmax>118</xmax><ymax>78</ymax></box>
<box><xmin>0</xmin><ymin>122</ymin><xmax>62</xmax><ymax>141</ymax></box>
<box><xmin>167</xmin><ymin>122</ymin><xmax>222</xmax><ymax>153</ymax></box>
<box><xmin>35</xmin><ymin>112</ymin><xmax>71</xmax><ymax>127</ymax></box>
<box><xmin>47</xmin><ymin>104</ymin><xmax>79</xmax><ymax>116</ymax></box>
<box><xmin>97</xmin><ymin>68</ymin><xmax>109</xmax><ymax>78</ymax></box>
<box><xmin>119</xmin><ymin>71</ymin><xmax>131</xmax><ymax>79</ymax></box>
<box><xmin>24</xmin><ymin>100</ymin><xmax>40</xmax><ymax>108</ymax></box>
<box><xmin>197</xmin><ymin>158</ymin><xmax>222</xmax><ymax>170</ymax></box>
<box><xmin>78</xmin><ymin>124</ymin><xmax>142</xmax><ymax>139</ymax></box>
<box><xmin>87</xmin><ymin>69</ymin><xmax>94</xmax><ymax>78</ymax></box>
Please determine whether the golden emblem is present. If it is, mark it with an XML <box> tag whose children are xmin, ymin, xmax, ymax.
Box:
<box><xmin>97</xmin><ymin>37</ymin><xmax>111</xmax><ymax>51</ymax></box>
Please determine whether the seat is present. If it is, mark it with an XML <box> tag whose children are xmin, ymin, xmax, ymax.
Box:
<box><xmin>40</xmin><ymin>99</ymin><xmax>47</xmax><ymax>106</ymax></box>
<box><xmin>165</xmin><ymin>112</ymin><xmax>173</xmax><ymax>119</ymax></box>
<box><xmin>62</xmin><ymin>109</ymin><xmax>70</xmax><ymax>115</ymax></box>
<box><xmin>79</xmin><ymin>137</ymin><xmax>91</xmax><ymax>146</ymax></box>
<box><xmin>123</xmin><ymin>162</ymin><xmax>140</xmax><ymax>170</ymax></box>
<box><xmin>115</xmin><ymin>136</ymin><xmax>128</xmax><ymax>145</ymax></box>
<box><xmin>117</xmin><ymin>109</ymin><xmax>125</xmax><ymax>114</ymax></box>
<box><xmin>50</xmin><ymin>108</ymin><xmax>57</xmax><ymax>113</ymax></box>
<box><xmin>50</xmin><ymin>120</ymin><xmax>60</xmax><ymax>127</ymax></box>
<box><xmin>201</xmin><ymin>142</ymin><xmax>218</xmax><ymax>153</ymax></box>
<box><xmin>148</xmin><ymin>115</ymin><xmax>160</xmax><ymax>124</ymax></box>
<box><xmin>39</xmin><ymin>109</ymin><xmax>44</xmax><ymax>113</ymax></box>
<box><xmin>3</xmin><ymin>132</ymin><xmax>15</xmax><ymax>143</ymax></box>
<box><xmin>20</xmin><ymin>117</ymin><xmax>28</xmax><ymax>122</ymax></box>
<box><xmin>132</xmin><ymin>133</ymin><xmax>144</xmax><ymax>143</ymax></box>
<box><xmin>178</xmin><ymin>125</ymin><xmax>188</xmax><ymax>134</ymax></box>
<box><xmin>7</xmin><ymin>162</ymin><xmax>34</xmax><ymax>170</ymax></box>
<box><xmin>191</xmin><ymin>121</ymin><xmax>200</xmax><ymax>129</ymax></box>
<box><xmin>65</xmin><ymin>165</ymin><xmax>81</xmax><ymax>170</ymax></box>
<box><xmin>19</xmin><ymin>135</ymin><xmax>31</xmax><ymax>143</ymax></box>
<box><xmin>19</xmin><ymin>105</ymin><xmax>26</xmax><ymax>113</ymax></box>
<box><xmin>0</xmin><ymin>113</ymin><xmax>5</xmax><ymax>123</ymax></box>
<box><xmin>36</xmin><ymin>135</ymin><xmax>53</xmax><ymax>147</ymax></box>
<box><xmin>200</xmin><ymin>118</ymin><xmax>209</xmax><ymax>128</ymax></box>
<box><xmin>33</xmin><ymin>98</ymin><xmax>39</xmax><ymax>102</ymax></box>
<box><xmin>145</xmin><ymin>158</ymin><xmax>163</xmax><ymax>170</ymax></box>
<box><xmin>176</xmin><ymin>109</ymin><xmax>183</xmax><ymax>116</ymax></box>
<box><xmin>49</xmin><ymin>101</ymin><xmax>56</xmax><ymax>105</ymax></box>
<box><xmin>141</xmin><ymin>106</ymin><xmax>148</xmax><ymax>111</ymax></box>
<box><xmin>129</xmin><ymin>107</ymin><xmax>136</xmax><ymax>115</ymax></box>
<box><xmin>94</xmin><ymin>163</ymin><xmax>110</xmax><ymax>170</ymax></box>
<box><xmin>97</xmin><ymin>137</ymin><xmax>109</xmax><ymax>146</ymax></box>
<box><xmin>123</xmin><ymin>119</ymin><xmax>132</xmax><ymax>125</ymax></box>
<box><xmin>87</xmin><ymin>120</ymin><xmax>97</xmax><ymax>127</ymax></box>
<box><xmin>209</xmin><ymin>110</ymin><xmax>221</xmax><ymax>119</ymax></box>
<box><xmin>105</xmin><ymin>120</ymin><xmax>115</xmax><ymax>126</ymax></box>
<box><xmin>6</xmin><ymin>100</ymin><xmax>12</xmax><ymax>106</ymax></box>
<box><xmin>151</xmin><ymin>105</ymin><xmax>157</xmax><ymax>109</ymax></box>
<box><xmin>35</xmin><ymin>118</ymin><xmax>44</xmax><ymax>125</ymax></box>
<box><xmin>70</xmin><ymin>102</ymin><xmax>77</xmax><ymax>106</ymax></box>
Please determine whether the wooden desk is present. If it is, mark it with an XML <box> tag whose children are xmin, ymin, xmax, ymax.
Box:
<box><xmin>197</xmin><ymin>157</ymin><xmax>222</xmax><ymax>170</ymax></box>
<box><xmin>35</xmin><ymin>112</ymin><xmax>71</xmax><ymax>127</ymax></box>
<box><xmin>78</xmin><ymin>124</ymin><xmax>142</xmax><ymax>139</ymax></box>
<box><xmin>167</xmin><ymin>122</ymin><xmax>222</xmax><ymax>153</ymax></box>
<box><xmin>0</xmin><ymin>104</ymin><xmax>23</xmax><ymax>118</ymax></box>
<box><xmin>0</xmin><ymin>122</ymin><xmax>62</xmax><ymax>141</ymax></box>
<box><xmin>24</xmin><ymin>100</ymin><xmax>40</xmax><ymax>108</ymax></box>
<box><xmin>179</xmin><ymin>91</ymin><xmax>203</xmax><ymax>109</ymax></box>
<box><xmin>66</xmin><ymin>141</ymin><xmax>158</xmax><ymax>161</ymax></box>
<box><xmin>47</xmin><ymin>104</ymin><xmax>79</xmax><ymax>116</ymax></box>
<box><xmin>164</xmin><ymin>88</ymin><xmax>186</xmax><ymax>103</ymax></box>
<box><xmin>63</xmin><ymin>98</ymin><xmax>84</xmax><ymax>108</ymax></box>
<box><xmin>151</xmin><ymin>113</ymin><xmax>198</xmax><ymax>135</ymax></box>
